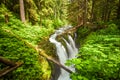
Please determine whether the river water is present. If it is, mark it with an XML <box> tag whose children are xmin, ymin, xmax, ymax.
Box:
<box><xmin>49</xmin><ymin>26</ymin><xmax>78</xmax><ymax>80</ymax></box>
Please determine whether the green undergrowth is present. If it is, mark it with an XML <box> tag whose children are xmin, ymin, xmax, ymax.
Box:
<box><xmin>67</xmin><ymin>23</ymin><xmax>120</xmax><ymax>80</ymax></box>
<box><xmin>1</xmin><ymin>17</ymin><xmax>54</xmax><ymax>46</ymax></box>
<box><xmin>0</xmin><ymin>29</ymin><xmax>42</xmax><ymax>79</ymax></box>
<box><xmin>0</xmin><ymin>13</ymin><xmax>55</xmax><ymax>79</ymax></box>
<box><xmin>76</xmin><ymin>27</ymin><xmax>91</xmax><ymax>46</ymax></box>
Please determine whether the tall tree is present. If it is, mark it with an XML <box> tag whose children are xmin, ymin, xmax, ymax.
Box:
<box><xmin>68</xmin><ymin>0</ymin><xmax>88</xmax><ymax>25</ymax></box>
<box><xmin>117</xmin><ymin>0</ymin><xmax>120</xmax><ymax>19</ymax></box>
<box><xmin>19</xmin><ymin>0</ymin><xmax>26</xmax><ymax>23</ymax></box>
<box><xmin>91</xmin><ymin>0</ymin><xmax>95</xmax><ymax>22</ymax></box>
<box><xmin>83</xmin><ymin>0</ymin><xmax>87</xmax><ymax>26</ymax></box>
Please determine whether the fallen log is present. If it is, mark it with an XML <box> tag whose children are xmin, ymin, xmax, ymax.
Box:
<box><xmin>0</xmin><ymin>56</ymin><xmax>16</xmax><ymax>67</ymax></box>
<box><xmin>3</xmin><ymin>29</ymin><xmax>73</xmax><ymax>73</ymax></box>
<box><xmin>0</xmin><ymin>62</ymin><xmax>23</xmax><ymax>77</ymax></box>
<box><xmin>38</xmin><ymin>49</ymin><xmax>73</xmax><ymax>73</ymax></box>
<box><xmin>58</xmin><ymin>23</ymin><xmax>83</xmax><ymax>37</ymax></box>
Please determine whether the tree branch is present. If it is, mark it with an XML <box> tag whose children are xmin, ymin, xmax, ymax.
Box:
<box><xmin>0</xmin><ymin>62</ymin><xmax>23</xmax><ymax>77</ymax></box>
<box><xmin>58</xmin><ymin>23</ymin><xmax>83</xmax><ymax>37</ymax></box>
<box><xmin>0</xmin><ymin>56</ymin><xmax>16</xmax><ymax>67</ymax></box>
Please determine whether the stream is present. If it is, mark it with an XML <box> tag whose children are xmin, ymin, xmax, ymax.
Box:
<box><xmin>49</xmin><ymin>26</ymin><xmax>78</xmax><ymax>80</ymax></box>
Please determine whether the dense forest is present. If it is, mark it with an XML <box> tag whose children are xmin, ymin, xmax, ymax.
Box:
<box><xmin>0</xmin><ymin>0</ymin><xmax>120</xmax><ymax>80</ymax></box>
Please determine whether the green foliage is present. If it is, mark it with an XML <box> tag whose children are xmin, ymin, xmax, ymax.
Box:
<box><xmin>0</xmin><ymin>15</ymin><xmax>55</xmax><ymax>79</ymax></box>
<box><xmin>0</xmin><ymin>4</ymin><xmax>9</xmax><ymax>14</ymax></box>
<box><xmin>2</xmin><ymin>17</ymin><xmax>54</xmax><ymax>45</ymax></box>
<box><xmin>98</xmin><ymin>23</ymin><xmax>119</xmax><ymax>35</ymax></box>
<box><xmin>0</xmin><ymin>4</ymin><xmax>12</xmax><ymax>23</ymax></box>
<box><xmin>67</xmin><ymin>23</ymin><xmax>120</xmax><ymax>80</ymax></box>
<box><xmin>41</xmin><ymin>19</ymin><xmax>53</xmax><ymax>28</ymax></box>
<box><xmin>41</xmin><ymin>18</ymin><xmax>67</xmax><ymax>29</ymax></box>
<box><xmin>76</xmin><ymin>27</ymin><xmax>90</xmax><ymax>46</ymax></box>
<box><xmin>113</xmin><ymin>20</ymin><xmax>120</xmax><ymax>27</ymax></box>
<box><xmin>28</xmin><ymin>9</ymin><xmax>38</xmax><ymax>25</ymax></box>
<box><xmin>52</xmin><ymin>18</ymin><xmax>65</xmax><ymax>29</ymax></box>
<box><xmin>77</xmin><ymin>27</ymin><xmax>90</xmax><ymax>38</ymax></box>
<box><xmin>0</xmin><ymin>29</ymin><xmax>42</xmax><ymax>79</ymax></box>
<box><xmin>24</xmin><ymin>0</ymin><xmax>39</xmax><ymax>25</ymax></box>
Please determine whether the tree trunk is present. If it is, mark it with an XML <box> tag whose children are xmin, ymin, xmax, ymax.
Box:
<box><xmin>102</xmin><ymin>0</ymin><xmax>110</xmax><ymax>22</ymax></box>
<box><xmin>91</xmin><ymin>0</ymin><xmax>95</xmax><ymax>22</ymax></box>
<box><xmin>4</xmin><ymin>13</ymin><xmax>9</xmax><ymax>23</ymax></box>
<box><xmin>117</xmin><ymin>0</ymin><xmax>120</xmax><ymax>19</ymax></box>
<box><xmin>83</xmin><ymin>0</ymin><xmax>87</xmax><ymax>26</ymax></box>
<box><xmin>107</xmin><ymin>10</ymin><xmax>111</xmax><ymax>21</ymax></box>
<box><xmin>19</xmin><ymin>0</ymin><xmax>25</xmax><ymax>23</ymax></box>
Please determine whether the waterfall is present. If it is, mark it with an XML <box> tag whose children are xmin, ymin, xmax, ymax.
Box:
<box><xmin>49</xmin><ymin>26</ymin><xmax>78</xmax><ymax>80</ymax></box>
<box><xmin>68</xmin><ymin>35</ymin><xmax>78</xmax><ymax>56</ymax></box>
<box><xmin>62</xmin><ymin>38</ymin><xmax>75</xmax><ymax>59</ymax></box>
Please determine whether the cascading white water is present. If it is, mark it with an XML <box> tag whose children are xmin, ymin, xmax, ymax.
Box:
<box><xmin>49</xmin><ymin>26</ymin><xmax>78</xmax><ymax>80</ymax></box>
<box><xmin>68</xmin><ymin>35</ymin><xmax>78</xmax><ymax>56</ymax></box>
<box><xmin>62</xmin><ymin>38</ymin><xmax>75</xmax><ymax>59</ymax></box>
<box><xmin>49</xmin><ymin>30</ymin><xmax>68</xmax><ymax>64</ymax></box>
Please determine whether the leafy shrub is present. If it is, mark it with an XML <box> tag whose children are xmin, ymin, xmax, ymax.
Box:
<box><xmin>52</xmin><ymin>18</ymin><xmax>64</xmax><ymax>29</ymax></box>
<box><xmin>0</xmin><ymin>4</ymin><xmax>12</xmax><ymax>23</ymax></box>
<box><xmin>41</xmin><ymin>19</ymin><xmax>54</xmax><ymax>28</ymax></box>
<box><xmin>77</xmin><ymin>27</ymin><xmax>90</xmax><ymax>37</ymax></box>
<box><xmin>2</xmin><ymin>17</ymin><xmax>54</xmax><ymax>45</ymax></box>
<box><xmin>41</xmin><ymin>18</ymin><xmax>66</xmax><ymax>29</ymax></box>
<box><xmin>98</xmin><ymin>23</ymin><xmax>119</xmax><ymax>35</ymax></box>
<box><xmin>28</xmin><ymin>9</ymin><xmax>38</xmax><ymax>25</ymax></box>
<box><xmin>114</xmin><ymin>20</ymin><xmax>120</xmax><ymax>29</ymax></box>
<box><xmin>76</xmin><ymin>27</ymin><xmax>90</xmax><ymax>46</ymax></box>
<box><xmin>67</xmin><ymin>24</ymin><xmax>120</xmax><ymax>80</ymax></box>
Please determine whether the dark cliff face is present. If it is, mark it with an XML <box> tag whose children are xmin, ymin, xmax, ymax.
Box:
<box><xmin>50</xmin><ymin>63</ymin><xmax>60</xmax><ymax>80</ymax></box>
